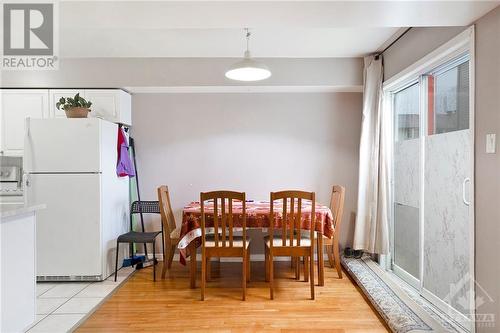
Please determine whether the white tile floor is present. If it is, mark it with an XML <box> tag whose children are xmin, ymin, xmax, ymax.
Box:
<box><xmin>28</xmin><ymin>267</ymin><xmax>134</xmax><ymax>333</ymax></box>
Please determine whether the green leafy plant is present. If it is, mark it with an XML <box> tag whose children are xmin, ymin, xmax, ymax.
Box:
<box><xmin>56</xmin><ymin>93</ymin><xmax>92</xmax><ymax>111</ymax></box>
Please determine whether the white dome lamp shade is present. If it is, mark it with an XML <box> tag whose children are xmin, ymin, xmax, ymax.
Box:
<box><xmin>225</xmin><ymin>29</ymin><xmax>271</xmax><ymax>82</ymax></box>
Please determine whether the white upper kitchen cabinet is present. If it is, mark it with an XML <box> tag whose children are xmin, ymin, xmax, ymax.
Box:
<box><xmin>0</xmin><ymin>89</ymin><xmax>49</xmax><ymax>156</ymax></box>
<box><xmin>48</xmin><ymin>89</ymin><xmax>85</xmax><ymax>118</ymax></box>
<box><xmin>85</xmin><ymin>89</ymin><xmax>132</xmax><ymax>126</ymax></box>
<box><xmin>1</xmin><ymin>88</ymin><xmax>131</xmax><ymax>156</ymax></box>
<box><xmin>48</xmin><ymin>89</ymin><xmax>131</xmax><ymax>126</ymax></box>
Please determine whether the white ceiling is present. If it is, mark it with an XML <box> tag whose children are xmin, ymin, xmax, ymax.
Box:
<box><xmin>61</xmin><ymin>28</ymin><xmax>400</xmax><ymax>58</ymax></box>
<box><xmin>57</xmin><ymin>1</ymin><xmax>498</xmax><ymax>58</ymax></box>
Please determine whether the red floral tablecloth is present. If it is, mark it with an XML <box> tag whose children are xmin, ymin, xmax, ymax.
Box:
<box><xmin>178</xmin><ymin>200</ymin><xmax>334</xmax><ymax>264</ymax></box>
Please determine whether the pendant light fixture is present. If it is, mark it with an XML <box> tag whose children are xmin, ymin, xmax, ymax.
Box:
<box><xmin>225</xmin><ymin>28</ymin><xmax>271</xmax><ymax>82</ymax></box>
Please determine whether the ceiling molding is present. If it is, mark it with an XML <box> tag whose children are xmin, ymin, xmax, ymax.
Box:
<box><xmin>125</xmin><ymin>85</ymin><xmax>363</xmax><ymax>94</ymax></box>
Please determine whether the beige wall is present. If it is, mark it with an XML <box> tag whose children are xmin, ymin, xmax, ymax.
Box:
<box><xmin>0</xmin><ymin>53</ymin><xmax>363</xmax><ymax>254</ymax></box>
<box><xmin>383</xmin><ymin>7</ymin><xmax>500</xmax><ymax>331</ymax></box>
<box><xmin>473</xmin><ymin>7</ymin><xmax>500</xmax><ymax>332</ymax></box>
<box><xmin>131</xmin><ymin>92</ymin><xmax>362</xmax><ymax>253</ymax></box>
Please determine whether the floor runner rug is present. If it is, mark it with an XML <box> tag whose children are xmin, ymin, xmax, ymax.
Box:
<box><xmin>342</xmin><ymin>255</ymin><xmax>467</xmax><ymax>333</ymax></box>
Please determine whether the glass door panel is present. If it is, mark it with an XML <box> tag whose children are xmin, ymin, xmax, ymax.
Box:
<box><xmin>392</xmin><ymin>82</ymin><xmax>420</xmax><ymax>283</ymax></box>
<box><xmin>389</xmin><ymin>53</ymin><xmax>473</xmax><ymax>329</ymax></box>
<box><xmin>422</xmin><ymin>58</ymin><xmax>472</xmax><ymax>318</ymax></box>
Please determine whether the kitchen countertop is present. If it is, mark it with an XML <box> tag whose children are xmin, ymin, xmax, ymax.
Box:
<box><xmin>0</xmin><ymin>204</ymin><xmax>46</xmax><ymax>220</ymax></box>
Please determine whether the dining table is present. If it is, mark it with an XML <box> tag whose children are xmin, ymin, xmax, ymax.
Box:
<box><xmin>177</xmin><ymin>199</ymin><xmax>335</xmax><ymax>288</ymax></box>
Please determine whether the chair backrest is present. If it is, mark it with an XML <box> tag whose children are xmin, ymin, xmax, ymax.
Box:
<box><xmin>200</xmin><ymin>191</ymin><xmax>246</xmax><ymax>249</ymax></box>
<box><xmin>330</xmin><ymin>185</ymin><xmax>345</xmax><ymax>232</ymax></box>
<box><xmin>131</xmin><ymin>201</ymin><xmax>160</xmax><ymax>215</ymax></box>
<box><xmin>157</xmin><ymin>185</ymin><xmax>177</xmax><ymax>238</ymax></box>
<box><xmin>129</xmin><ymin>200</ymin><xmax>160</xmax><ymax>233</ymax></box>
<box><xmin>269</xmin><ymin>190</ymin><xmax>316</xmax><ymax>247</ymax></box>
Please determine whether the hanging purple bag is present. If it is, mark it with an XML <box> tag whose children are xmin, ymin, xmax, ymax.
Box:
<box><xmin>116</xmin><ymin>127</ymin><xmax>135</xmax><ymax>177</ymax></box>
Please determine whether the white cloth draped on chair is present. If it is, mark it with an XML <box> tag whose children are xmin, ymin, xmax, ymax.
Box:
<box><xmin>353</xmin><ymin>55</ymin><xmax>390</xmax><ymax>255</ymax></box>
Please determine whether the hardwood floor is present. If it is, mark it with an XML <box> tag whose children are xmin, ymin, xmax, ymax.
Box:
<box><xmin>77</xmin><ymin>260</ymin><xmax>388</xmax><ymax>332</ymax></box>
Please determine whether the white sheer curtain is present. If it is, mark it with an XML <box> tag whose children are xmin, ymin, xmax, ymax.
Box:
<box><xmin>353</xmin><ymin>55</ymin><xmax>390</xmax><ymax>255</ymax></box>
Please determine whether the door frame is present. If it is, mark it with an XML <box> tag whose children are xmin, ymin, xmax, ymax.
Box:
<box><xmin>384</xmin><ymin>26</ymin><xmax>475</xmax><ymax>332</ymax></box>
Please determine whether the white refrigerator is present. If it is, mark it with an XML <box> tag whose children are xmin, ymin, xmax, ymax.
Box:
<box><xmin>24</xmin><ymin>118</ymin><xmax>129</xmax><ymax>281</ymax></box>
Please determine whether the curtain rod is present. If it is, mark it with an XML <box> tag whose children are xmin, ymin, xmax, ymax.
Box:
<box><xmin>375</xmin><ymin>27</ymin><xmax>412</xmax><ymax>60</ymax></box>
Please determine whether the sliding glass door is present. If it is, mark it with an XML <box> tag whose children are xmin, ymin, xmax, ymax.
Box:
<box><xmin>422</xmin><ymin>56</ymin><xmax>472</xmax><ymax>320</ymax></box>
<box><xmin>389</xmin><ymin>53</ymin><xmax>473</xmax><ymax>329</ymax></box>
<box><xmin>392</xmin><ymin>82</ymin><xmax>421</xmax><ymax>287</ymax></box>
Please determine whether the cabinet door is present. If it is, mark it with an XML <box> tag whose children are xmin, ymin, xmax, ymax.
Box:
<box><xmin>0</xmin><ymin>89</ymin><xmax>49</xmax><ymax>156</ymax></box>
<box><xmin>1</xmin><ymin>211</ymin><xmax>36</xmax><ymax>332</ymax></box>
<box><xmin>85</xmin><ymin>89</ymin><xmax>131</xmax><ymax>126</ymax></box>
<box><xmin>85</xmin><ymin>90</ymin><xmax>119</xmax><ymax>123</ymax></box>
<box><xmin>49</xmin><ymin>89</ymin><xmax>85</xmax><ymax>118</ymax></box>
<box><xmin>118</xmin><ymin>90</ymin><xmax>132</xmax><ymax>126</ymax></box>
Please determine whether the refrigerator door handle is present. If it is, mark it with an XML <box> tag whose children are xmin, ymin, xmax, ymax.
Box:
<box><xmin>26</xmin><ymin>117</ymin><xmax>31</xmax><ymax>138</ymax></box>
<box><xmin>25</xmin><ymin>173</ymin><xmax>31</xmax><ymax>187</ymax></box>
<box><xmin>23</xmin><ymin>173</ymin><xmax>30</xmax><ymax>206</ymax></box>
<box><xmin>462</xmin><ymin>177</ymin><xmax>471</xmax><ymax>206</ymax></box>
<box><xmin>24</xmin><ymin>118</ymin><xmax>34</xmax><ymax>173</ymax></box>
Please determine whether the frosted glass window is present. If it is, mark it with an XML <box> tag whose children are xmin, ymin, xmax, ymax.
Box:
<box><xmin>394</xmin><ymin>83</ymin><xmax>420</xmax><ymax>141</ymax></box>
<box><xmin>430</xmin><ymin>61</ymin><xmax>469</xmax><ymax>134</ymax></box>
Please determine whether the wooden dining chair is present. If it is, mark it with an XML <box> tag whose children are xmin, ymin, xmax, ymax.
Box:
<box><xmin>265</xmin><ymin>191</ymin><xmax>316</xmax><ymax>300</ymax></box>
<box><xmin>200</xmin><ymin>191</ymin><xmax>250</xmax><ymax>301</ymax></box>
<box><xmin>157</xmin><ymin>185</ymin><xmax>181</xmax><ymax>279</ymax></box>
<box><xmin>324</xmin><ymin>185</ymin><xmax>345</xmax><ymax>278</ymax></box>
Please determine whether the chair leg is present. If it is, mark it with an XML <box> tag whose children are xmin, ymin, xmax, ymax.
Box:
<box><xmin>317</xmin><ymin>236</ymin><xmax>325</xmax><ymax>286</ymax></box>
<box><xmin>326</xmin><ymin>244</ymin><xmax>335</xmax><ymax>268</ymax></box>
<box><xmin>242</xmin><ymin>251</ymin><xmax>247</xmax><ymax>301</ymax></box>
<box><xmin>295</xmin><ymin>257</ymin><xmax>300</xmax><ymax>280</ymax></box>
<box><xmin>246</xmin><ymin>249</ymin><xmax>251</xmax><ymax>283</ymax></box>
<box><xmin>168</xmin><ymin>245</ymin><xmax>175</xmax><ymax>269</ymax></box>
<box><xmin>190</xmin><ymin>244</ymin><xmax>196</xmax><ymax>289</ymax></box>
<box><xmin>269</xmin><ymin>252</ymin><xmax>274</xmax><ymax>300</ymax></box>
<box><xmin>206</xmin><ymin>256</ymin><xmax>211</xmax><ymax>282</ymax></box>
<box><xmin>310</xmin><ymin>252</ymin><xmax>315</xmax><ymax>300</ymax></box>
<box><xmin>114</xmin><ymin>241</ymin><xmax>120</xmax><ymax>282</ymax></box>
<box><xmin>162</xmin><ymin>243</ymin><xmax>170</xmax><ymax>279</ymax></box>
<box><xmin>201</xmin><ymin>252</ymin><xmax>206</xmax><ymax>301</ymax></box>
<box><xmin>304</xmin><ymin>256</ymin><xmax>309</xmax><ymax>282</ymax></box>
<box><xmin>333</xmin><ymin>236</ymin><xmax>343</xmax><ymax>279</ymax></box>
<box><xmin>161</xmin><ymin>225</ymin><xmax>166</xmax><ymax>261</ymax></box>
<box><xmin>265</xmin><ymin>246</ymin><xmax>270</xmax><ymax>282</ymax></box>
<box><xmin>152</xmin><ymin>240</ymin><xmax>156</xmax><ymax>281</ymax></box>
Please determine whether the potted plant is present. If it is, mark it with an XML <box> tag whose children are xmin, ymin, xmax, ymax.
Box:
<box><xmin>56</xmin><ymin>93</ymin><xmax>93</xmax><ymax>118</ymax></box>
